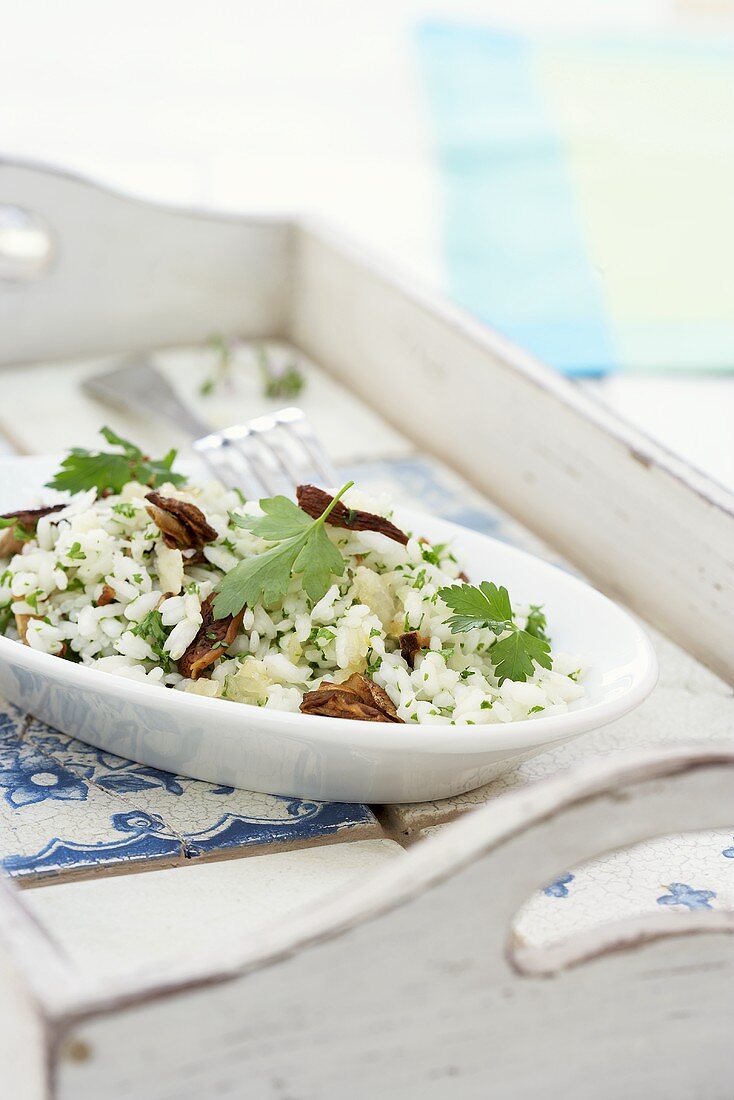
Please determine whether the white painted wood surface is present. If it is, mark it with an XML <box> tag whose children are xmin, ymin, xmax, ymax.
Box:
<box><xmin>0</xmin><ymin>745</ymin><xmax>732</xmax><ymax>1098</ymax></box>
<box><xmin>0</xmin><ymin>159</ymin><xmax>292</xmax><ymax>364</ymax></box>
<box><xmin>23</xmin><ymin>839</ymin><xmax>403</xmax><ymax>982</ymax></box>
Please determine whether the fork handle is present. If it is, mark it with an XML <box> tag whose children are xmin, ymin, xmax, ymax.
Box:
<box><xmin>83</xmin><ymin>359</ymin><xmax>211</xmax><ymax>440</ymax></box>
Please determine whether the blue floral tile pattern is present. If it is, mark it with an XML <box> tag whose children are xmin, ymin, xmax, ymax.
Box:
<box><xmin>0</xmin><ymin>704</ymin><xmax>185</xmax><ymax>880</ymax></box>
<box><xmin>543</xmin><ymin>873</ymin><xmax>575</xmax><ymax>898</ymax></box>
<box><xmin>657</xmin><ymin>883</ymin><xmax>717</xmax><ymax>911</ymax></box>
<box><xmin>0</xmin><ymin>707</ymin><xmax>379</xmax><ymax>883</ymax></box>
<box><xmin>22</xmin><ymin>719</ymin><xmax>378</xmax><ymax>865</ymax></box>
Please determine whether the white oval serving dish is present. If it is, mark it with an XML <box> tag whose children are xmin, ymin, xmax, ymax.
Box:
<box><xmin>0</xmin><ymin>457</ymin><xmax>657</xmax><ymax>803</ymax></box>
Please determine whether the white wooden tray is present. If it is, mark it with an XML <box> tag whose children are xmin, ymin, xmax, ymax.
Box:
<box><xmin>0</xmin><ymin>160</ymin><xmax>732</xmax><ymax>1099</ymax></box>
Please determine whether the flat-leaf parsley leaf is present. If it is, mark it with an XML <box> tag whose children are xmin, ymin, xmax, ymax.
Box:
<box><xmin>46</xmin><ymin>427</ymin><xmax>185</xmax><ymax>496</ymax></box>
<box><xmin>212</xmin><ymin>482</ymin><xmax>353</xmax><ymax>618</ymax></box>
<box><xmin>438</xmin><ymin>580</ymin><xmax>513</xmax><ymax>636</ymax></box>
<box><xmin>438</xmin><ymin>581</ymin><xmax>552</xmax><ymax>685</ymax></box>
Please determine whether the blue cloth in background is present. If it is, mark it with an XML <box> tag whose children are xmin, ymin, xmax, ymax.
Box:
<box><xmin>416</xmin><ymin>23</ymin><xmax>616</xmax><ymax>375</ymax></box>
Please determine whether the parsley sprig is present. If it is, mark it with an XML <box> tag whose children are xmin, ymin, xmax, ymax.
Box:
<box><xmin>438</xmin><ymin>581</ymin><xmax>552</xmax><ymax>684</ymax></box>
<box><xmin>46</xmin><ymin>427</ymin><xmax>185</xmax><ymax>496</ymax></box>
<box><xmin>213</xmin><ymin>482</ymin><xmax>353</xmax><ymax>618</ymax></box>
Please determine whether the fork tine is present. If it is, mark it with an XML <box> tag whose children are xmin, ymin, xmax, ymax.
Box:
<box><xmin>227</xmin><ymin>434</ymin><xmax>284</xmax><ymax>497</ymax></box>
<box><xmin>248</xmin><ymin>416</ymin><xmax>304</xmax><ymax>489</ymax></box>
<box><xmin>275</xmin><ymin>408</ymin><xmax>338</xmax><ymax>487</ymax></box>
<box><xmin>194</xmin><ymin>432</ymin><xmax>267</xmax><ymax>499</ymax></box>
<box><xmin>194</xmin><ymin>408</ymin><xmax>337</xmax><ymax>500</ymax></box>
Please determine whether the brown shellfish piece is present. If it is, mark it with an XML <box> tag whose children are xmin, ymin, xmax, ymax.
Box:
<box><xmin>300</xmin><ymin>672</ymin><xmax>403</xmax><ymax>723</ymax></box>
<box><xmin>295</xmin><ymin>485</ymin><xmax>408</xmax><ymax>546</ymax></box>
<box><xmin>178</xmin><ymin>594</ymin><xmax>244</xmax><ymax>680</ymax></box>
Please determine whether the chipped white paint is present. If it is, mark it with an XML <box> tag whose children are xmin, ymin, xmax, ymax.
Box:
<box><xmin>0</xmin><ymin>746</ymin><xmax>733</xmax><ymax>1098</ymax></box>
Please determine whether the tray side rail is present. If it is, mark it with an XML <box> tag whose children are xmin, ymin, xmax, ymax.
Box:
<box><xmin>291</xmin><ymin>222</ymin><xmax>734</xmax><ymax>685</ymax></box>
<box><xmin>0</xmin><ymin>159</ymin><xmax>294</xmax><ymax>364</ymax></box>
<box><xmin>0</xmin><ymin>744</ymin><xmax>730</xmax><ymax>1099</ymax></box>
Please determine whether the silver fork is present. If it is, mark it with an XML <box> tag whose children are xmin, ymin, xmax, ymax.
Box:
<box><xmin>82</xmin><ymin>357</ymin><xmax>338</xmax><ymax>498</ymax></box>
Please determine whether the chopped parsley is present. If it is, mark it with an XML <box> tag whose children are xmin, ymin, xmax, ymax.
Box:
<box><xmin>112</xmin><ymin>502</ymin><xmax>138</xmax><ymax>519</ymax></box>
<box><xmin>0</xmin><ymin>605</ymin><xmax>12</xmax><ymax>635</ymax></box>
<box><xmin>66</xmin><ymin>542</ymin><xmax>86</xmax><ymax>560</ymax></box>
<box><xmin>365</xmin><ymin>653</ymin><xmax>382</xmax><ymax>675</ymax></box>
<box><xmin>308</xmin><ymin>626</ymin><xmax>336</xmax><ymax>647</ymax></box>
<box><xmin>25</xmin><ymin>589</ymin><xmax>44</xmax><ymax>611</ymax></box>
<box><xmin>131</xmin><ymin>610</ymin><xmax>171</xmax><ymax>671</ymax></box>
<box><xmin>420</xmin><ymin>541</ymin><xmax>447</xmax><ymax>566</ymax></box>
<box><xmin>0</xmin><ymin>517</ymin><xmax>33</xmax><ymax>543</ymax></box>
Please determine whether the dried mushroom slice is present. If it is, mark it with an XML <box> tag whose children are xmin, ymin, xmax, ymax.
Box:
<box><xmin>97</xmin><ymin>584</ymin><xmax>117</xmax><ymax>607</ymax></box>
<box><xmin>178</xmin><ymin>594</ymin><xmax>244</xmax><ymax>680</ymax></box>
<box><xmin>0</xmin><ymin>505</ymin><xmax>64</xmax><ymax>557</ymax></box>
<box><xmin>296</xmin><ymin>485</ymin><xmax>408</xmax><ymax>546</ymax></box>
<box><xmin>145</xmin><ymin>492</ymin><xmax>218</xmax><ymax>555</ymax></box>
<box><xmin>399</xmin><ymin>631</ymin><xmax>429</xmax><ymax>669</ymax></box>
<box><xmin>300</xmin><ymin>672</ymin><xmax>403</xmax><ymax>723</ymax></box>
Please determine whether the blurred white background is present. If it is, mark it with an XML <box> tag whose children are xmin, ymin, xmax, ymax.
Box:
<box><xmin>2</xmin><ymin>0</ymin><xmax>733</xmax><ymax>485</ymax></box>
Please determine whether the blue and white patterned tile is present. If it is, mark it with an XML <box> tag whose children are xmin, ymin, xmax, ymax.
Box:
<box><xmin>415</xmin><ymin>820</ymin><xmax>734</xmax><ymax>950</ymax></box>
<box><xmin>513</xmin><ymin>831</ymin><xmax>734</xmax><ymax>948</ymax></box>
<box><xmin>19</xmin><ymin>715</ymin><xmax>381</xmax><ymax>874</ymax></box>
<box><xmin>0</xmin><ymin>705</ymin><xmax>185</xmax><ymax>881</ymax></box>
